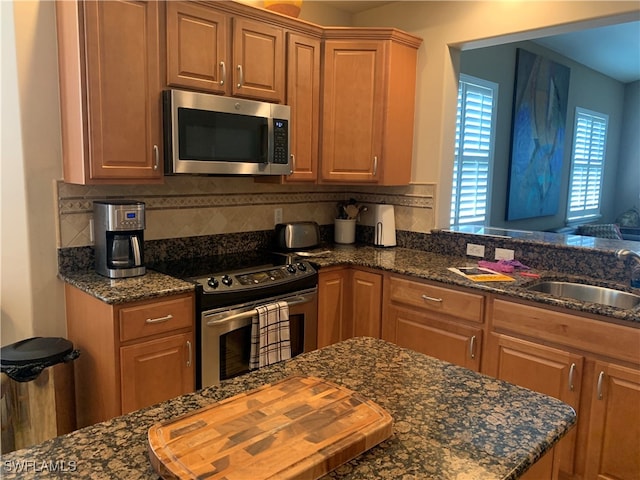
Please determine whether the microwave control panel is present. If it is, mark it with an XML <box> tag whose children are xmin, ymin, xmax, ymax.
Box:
<box><xmin>273</xmin><ymin>119</ymin><xmax>289</xmax><ymax>164</ymax></box>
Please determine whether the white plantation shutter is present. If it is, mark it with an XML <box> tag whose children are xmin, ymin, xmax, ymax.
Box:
<box><xmin>567</xmin><ymin>108</ymin><xmax>608</xmax><ymax>222</ymax></box>
<box><xmin>451</xmin><ymin>75</ymin><xmax>498</xmax><ymax>226</ymax></box>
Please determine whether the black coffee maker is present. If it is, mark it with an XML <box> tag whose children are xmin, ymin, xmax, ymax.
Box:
<box><xmin>94</xmin><ymin>200</ymin><xmax>146</xmax><ymax>278</ymax></box>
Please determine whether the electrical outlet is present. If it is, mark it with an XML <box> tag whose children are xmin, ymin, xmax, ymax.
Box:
<box><xmin>274</xmin><ymin>208</ymin><xmax>283</xmax><ymax>225</ymax></box>
<box><xmin>466</xmin><ymin>243</ymin><xmax>485</xmax><ymax>257</ymax></box>
<box><xmin>495</xmin><ymin>248</ymin><xmax>515</xmax><ymax>260</ymax></box>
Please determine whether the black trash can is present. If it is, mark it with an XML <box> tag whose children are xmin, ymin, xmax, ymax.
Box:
<box><xmin>0</xmin><ymin>337</ymin><xmax>80</xmax><ymax>453</ymax></box>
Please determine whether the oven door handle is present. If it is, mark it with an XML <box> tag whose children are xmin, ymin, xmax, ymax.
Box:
<box><xmin>205</xmin><ymin>294</ymin><xmax>313</xmax><ymax>327</ymax></box>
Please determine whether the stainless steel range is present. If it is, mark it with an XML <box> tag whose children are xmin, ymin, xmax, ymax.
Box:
<box><xmin>150</xmin><ymin>251</ymin><xmax>318</xmax><ymax>388</ymax></box>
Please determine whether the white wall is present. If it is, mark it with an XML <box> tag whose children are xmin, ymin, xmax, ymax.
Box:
<box><xmin>617</xmin><ymin>81</ymin><xmax>640</xmax><ymax>214</ymax></box>
<box><xmin>1</xmin><ymin>1</ymin><xmax>64</xmax><ymax>345</ymax></box>
<box><xmin>1</xmin><ymin>0</ymin><xmax>34</xmax><ymax>344</ymax></box>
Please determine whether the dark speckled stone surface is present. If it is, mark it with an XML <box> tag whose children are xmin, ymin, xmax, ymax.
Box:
<box><xmin>0</xmin><ymin>338</ymin><xmax>576</xmax><ymax>480</ymax></box>
<box><xmin>303</xmin><ymin>245</ymin><xmax>640</xmax><ymax>324</ymax></box>
<box><xmin>59</xmin><ymin>270</ymin><xmax>195</xmax><ymax>304</ymax></box>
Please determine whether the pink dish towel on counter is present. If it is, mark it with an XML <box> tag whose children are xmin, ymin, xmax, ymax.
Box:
<box><xmin>249</xmin><ymin>301</ymin><xmax>291</xmax><ymax>370</ymax></box>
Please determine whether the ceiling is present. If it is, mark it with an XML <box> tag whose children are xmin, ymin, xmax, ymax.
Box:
<box><xmin>318</xmin><ymin>2</ymin><xmax>640</xmax><ymax>84</ymax></box>
<box><xmin>533</xmin><ymin>21</ymin><xmax>640</xmax><ymax>84</ymax></box>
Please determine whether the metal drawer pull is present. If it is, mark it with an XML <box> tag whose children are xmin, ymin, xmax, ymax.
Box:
<box><xmin>153</xmin><ymin>145</ymin><xmax>159</xmax><ymax>170</ymax></box>
<box><xmin>186</xmin><ymin>341</ymin><xmax>192</xmax><ymax>368</ymax></box>
<box><xmin>373</xmin><ymin>156</ymin><xmax>378</xmax><ymax>176</ymax></box>
<box><xmin>145</xmin><ymin>314</ymin><xmax>173</xmax><ymax>324</ymax></box>
<box><xmin>220</xmin><ymin>61</ymin><xmax>226</xmax><ymax>86</ymax></box>
<box><xmin>597</xmin><ymin>371</ymin><xmax>605</xmax><ymax>400</ymax></box>
<box><xmin>237</xmin><ymin>64</ymin><xmax>243</xmax><ymax>88</ymax></box>
<box><xmin>469</xmin><ymin>335</ymin><xmax>476</xmax><ymax>359</ymax></box>
<box><xmin>568</xmin><ymin>363</ymin><xmax>576</xmax><ymax>391</ymax></box>
<box><xmin>421</xmin><ymin>294</ymin><xmax>443</xmax><ymax>303</ymax></box>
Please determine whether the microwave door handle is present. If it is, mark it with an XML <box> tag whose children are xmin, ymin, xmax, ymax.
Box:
<box><xmin>131</xmin><ymin>235</ymin><xmax>142</xmax><ymax>266</ymax></box>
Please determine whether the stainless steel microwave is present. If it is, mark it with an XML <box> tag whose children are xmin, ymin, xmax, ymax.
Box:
<box><xmin>163</xmin><ymin>89</ymin><xmax>291</xmax><ymax>176</ymax></box>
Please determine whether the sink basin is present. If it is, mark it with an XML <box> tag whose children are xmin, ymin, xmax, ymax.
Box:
<box><xmin>526</xmin><ymin>281</ymin><xmax>640</xmax><ymax>309</ymax></box>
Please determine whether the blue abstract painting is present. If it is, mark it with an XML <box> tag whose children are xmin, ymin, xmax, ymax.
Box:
<box><xmin>506</xmin><ymin>49</ymin><xmax>570</xmax><ymax>220</ymax></box>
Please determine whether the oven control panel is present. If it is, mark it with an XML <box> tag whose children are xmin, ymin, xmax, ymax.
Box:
<box><xmin>195</xmin><ymin>261</ymin><xmax>316</xmax><ymax>294</ymax></box>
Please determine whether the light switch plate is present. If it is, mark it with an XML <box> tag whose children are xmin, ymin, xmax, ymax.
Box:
<box><xmin>466</xmin><ymin>243</ymin><xmax>485</xmax><ymax>257</ymax></box>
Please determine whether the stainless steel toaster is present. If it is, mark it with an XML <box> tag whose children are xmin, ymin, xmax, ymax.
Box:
<box><xmin>275</xmin><ymin>222</ymin><xmax>320</xmax><ymax>250</ymax></box>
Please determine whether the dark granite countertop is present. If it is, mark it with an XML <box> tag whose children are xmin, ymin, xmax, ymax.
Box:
<box><xmin>304</xmin><ymin>245</ymin><xmax>640</xmax><ymax>324</ymax></box>
<box><xmin>59</xmin><ymin>270</ymin><xmax>195</xmax><ymax>304</ymax></box>
<box><xmin>59</xmin><ymin>245</ymin><xmax>640</xmax><ymax>322</ymax></box>
<box><xmin>0</xmin><ymin>337</ymin><xmax>576</xmax><ymax>480</ymax></box>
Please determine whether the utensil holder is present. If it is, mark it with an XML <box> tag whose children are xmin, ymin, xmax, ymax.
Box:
<box><xmin>334</xmin><ymin>219</ymin><xmax>356</xmax><ymax>244</ymax></box>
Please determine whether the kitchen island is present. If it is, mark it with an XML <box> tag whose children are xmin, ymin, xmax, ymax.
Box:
<box><xmin>1</xmin><ymin>337</ymin><xmax>575</xmax><ymax>480</ymax></box>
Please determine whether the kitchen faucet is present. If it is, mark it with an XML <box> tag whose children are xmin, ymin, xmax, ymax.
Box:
<box><xmin>616</xmin><ymin>249</ymin><xmax>640</xmax><ymax>288</ymax></box>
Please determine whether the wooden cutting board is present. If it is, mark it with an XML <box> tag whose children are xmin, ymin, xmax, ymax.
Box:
<box><xmin>147</xmin><ymin>376</ymin><xmax>393</xmax><ymax>480</ymax></box>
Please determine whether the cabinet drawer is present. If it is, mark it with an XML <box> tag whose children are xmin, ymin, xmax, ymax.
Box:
<box><xmin>388</xmin><ymin>276</ymin><xmax>484</xmax><ymax>323</ymax></box>
<box><xmin>119</xmin><ymin>294</ymin><xmax>193</xmax><ymax>342</ymax></box>
<box><xmin>491</xmin><ymin>298</ymin><xmax>640</xmax><ymax>364</ymax></box>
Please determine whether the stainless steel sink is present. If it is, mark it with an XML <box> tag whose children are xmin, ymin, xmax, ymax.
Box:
<box><xmin>526</xmin><ymin>281</ymin><xmax>640</xmax><ymax>309</ymax></box>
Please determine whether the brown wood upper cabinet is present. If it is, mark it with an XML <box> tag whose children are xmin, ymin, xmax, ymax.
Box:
<box><xmin>56</xmin><ymin>0</ymin><xmax>163</xmax><ymax>185</ymax></box>
<box><xmin>320</xmin><ymin>29</ymin><xmax>422</xmax><ymax>185</ymax></box>
<box><xmin>284</xmin><ymin>33</ymin><xmax>321</xmax><ymax>182</ymax></box>
<box><xmin>166</xmin><ymin>2</ymin><xmax>285</xmax><ymax>103</ymax></box>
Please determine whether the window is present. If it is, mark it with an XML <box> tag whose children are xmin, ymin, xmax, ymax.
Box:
<box><xmin>566</xmin><ymin>108</ymin><xmax>609</xmax><ymax>223</ymax></box>
<box><xmin>450</xmin><ymin>74</ymin><xmax>498</xmax><ymax>226</ymax></box>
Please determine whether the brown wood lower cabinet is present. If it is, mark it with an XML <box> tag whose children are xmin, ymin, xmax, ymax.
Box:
<box><xmin>384</xmin><ymin>305</ymin><xmax>482</xmax><ymax>371</ymax></box>
<box><xmin>583</xmin><ymin>361</ymin><xmax>640</xmax><ymax>480</ymax></box>
<box><xmin>65</xmin><ymin>285</ymin><xmax>195</xmax><ymax>427</ymax></box>
<box><xmin>382</xmin><ymin>275</ymin><xmax>484</xmax><ymax>371</ymax></box>
<box><xmin>120</xmin><ymin>332</ymin><xmax>193</xmax><ymax>414</ymax></box>
<box><xmin>485</xmin><ymin>333</ymin><xmax>583</xmax><ymax>479</ymax></box>
<box><xmin>317</xmin><ymin>267</ymin><xmax>382</xmax><ymax>348</ymax></box>
<box><xmin>487</xmin><ymin>296</ymin><xmax>640</xmax><ymax>480</ymax></box>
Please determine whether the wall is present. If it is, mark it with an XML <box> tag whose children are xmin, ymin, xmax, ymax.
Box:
<box><xmin>460</xmin><ymin>40</ymin><xmax>630</xmax><ymax>231</ymax></box>
<box><xmin>352</xmin><ymin>1</ymin><xmax>640</xmax><ymax>227</ymax></box>
<box><xmin>617</xmin><ymin>80</ymin><xmax>640</xmax><ymax>215</ymax></box>
<box><xmin>1</xmin><ymin>1</ymin><xmax>64</xmax><ymax>345</ymax></box>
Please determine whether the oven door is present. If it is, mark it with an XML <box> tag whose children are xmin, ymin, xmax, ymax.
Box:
<box><xmin>200</xmin><ymin>288</ymin><xmax>317</xmax><ymax>388</ymax></box>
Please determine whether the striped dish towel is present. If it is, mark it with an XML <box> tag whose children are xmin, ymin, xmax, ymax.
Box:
<box><xmin>249</xmin><ymin>301</ymin><xmax>291</xmax><ymax>370</ymax></box>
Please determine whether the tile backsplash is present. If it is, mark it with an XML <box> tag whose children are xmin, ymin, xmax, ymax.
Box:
<box><xmin>56</xmin><ymin>177</ymin><xmax>436</xmax><ymax>248</ymax></box>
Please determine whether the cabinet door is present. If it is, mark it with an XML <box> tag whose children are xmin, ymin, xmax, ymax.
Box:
<box><xmin>317</xmin><ymin>268</ymin><xmax>349</xmax><ymax>348</ymax></box>
<box><xmin>166</xmin><ymin>2</ymin><xmax>229</xmax><ymax>94</ymax></box>
<box><xmin>351</xmin><ymin>269</ymin><xmax>382</xmax><ymax>338</ymax></box>
<box><xmin>120</xmin><ymin>332</ymin><xmax>194</xmax><ymax>414</ymax></box>
<box><xmin>321</xmin><ymin>40</ymin><xmax>384</xmax><ymax>183</ymax></box>
<box><xmin>385</xmin><ymin>305</ymin><xmax>482</xmax><ymax>371</ymax></box>
<box><xmin>285</xmin><ymin>33</ymin><xmax>321</xmax><ymax>182</ymax></box>
<box><xmin>232</xmin><ymin>17</ymin><xmax>284</xmax><ymax>102</ymax></box>
<box><xmin>82</xmin><ymin>0</ymin><xmax>162</xmax><ymax>181</ymax></box>
<box><xmin>585</xmin><ymin>362</ymin><xmax>640</xmax><ymax>480</ymax></box>
<box><xmin>487</xmin><ymin>334</ymin><xmax>583</xmax><ymax>480</ymax></box>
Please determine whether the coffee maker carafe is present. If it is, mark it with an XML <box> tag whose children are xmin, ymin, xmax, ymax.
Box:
<box><xmin>94</xmin><ymin>200</ymin><xmax>146</xmax><ymax>278</ymax></box>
